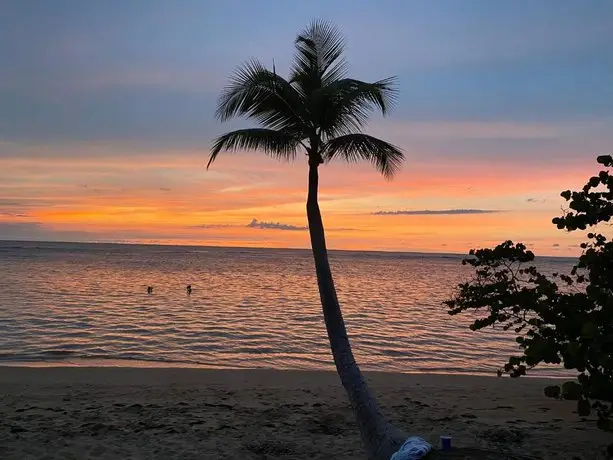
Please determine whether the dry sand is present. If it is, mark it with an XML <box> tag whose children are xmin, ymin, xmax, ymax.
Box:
<box><xmin>0</xmin><ymin>367</ymin><xmax>608</xmax><ymax>459</ymax></box>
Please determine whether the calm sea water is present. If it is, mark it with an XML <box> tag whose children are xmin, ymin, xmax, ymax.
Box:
<box><xmin>0</xmin><ymin>241</ymin><xmax>575</xmax><ymax>376</ymax></box>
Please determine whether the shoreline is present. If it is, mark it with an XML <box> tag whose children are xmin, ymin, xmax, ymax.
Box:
<box><xmin>1</xmin><ymin>367</ymin><xmax>608</xmax><ymax>459</ymax></box>
<box><xmin>0</xmin><ymin>360</ymin><xmax>571</xmax><ymax>380</ymax></box>
<box><xmin>0</xmin><ymin>365</ymin><xmax>555</xmax><ymax>381</ymax></box>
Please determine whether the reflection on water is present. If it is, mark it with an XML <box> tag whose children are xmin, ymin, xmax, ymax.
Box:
<box><xmin>0</xmin><ymin>241</ymin><xmax>576</xmax><ymax>376</ymax></box>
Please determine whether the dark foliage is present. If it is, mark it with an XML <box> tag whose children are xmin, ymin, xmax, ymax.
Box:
<box><xmin>445</xmin><ymin>155</ymin><xmax>613</xmax><ymax>437</ymax></box>
<box><xmin>208</xmin><ymin>20</ymin><xmax>404</xmax><ymax>178</ymax></box>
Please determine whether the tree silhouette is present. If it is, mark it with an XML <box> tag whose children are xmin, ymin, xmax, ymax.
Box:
<box><xmin>209</xmin><ymin>19</ymin><xmax>542</xmax><ymax>460</ymax></box>
<box><xmin>208</xmin><ymin>20</ymin><xmax>406</xmax><ymax>459</ymax></box>
<box><xmin>446</xmin><ymin>155</ymin><xmax>613</xmax><ymax>455</ymax></box>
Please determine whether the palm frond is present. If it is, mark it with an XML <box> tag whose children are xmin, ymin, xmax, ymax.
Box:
<box><xmin>208</xmin><ymin>129</ymin><xmax>300</xmax><ymax>168</ymax></box>
<box><xmin>314</xmin><ymin>77</ymin><xmax>398</xmax><ymax>138</ymax></box>
<box><xmin>216</xmin><ymin>59</ymin><xmax>307</xmax><ymax>132</ymax></box>
<box><xmin>291</xmin><ymin>20</ymin><xmax>347</xmax><ymax>94</ymax></box>
<box><xmin>323</xmin><ymin>133</ymin><xmax>404</xmax><ymax>179</ymax></box>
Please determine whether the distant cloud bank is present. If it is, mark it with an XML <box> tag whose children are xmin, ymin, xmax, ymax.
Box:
<box><xmin>372</xmin><ymin>209</ymin><xmax>502</xmax><ymax>216</ymax></box>
<box><xmin>247</xmin><ymin>218</ymin><xmax>307</xmax><ymax>231</ymax></box>
<box><xmin>191</xmin><ymin>224</ymin><xmax>234</xmax><ymax>229</ymax></box>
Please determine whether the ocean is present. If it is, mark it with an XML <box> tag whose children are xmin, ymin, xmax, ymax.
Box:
<box><xmin>0</xmin><ymin>240</ymin><xmax>576</xmax><ymax>377</ymax></box>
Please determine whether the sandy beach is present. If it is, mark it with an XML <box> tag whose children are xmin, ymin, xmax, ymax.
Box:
<box><xmin>0</xmin><ymin>367</ymin><xmax>607</xmax><ymax>459</ymax></box>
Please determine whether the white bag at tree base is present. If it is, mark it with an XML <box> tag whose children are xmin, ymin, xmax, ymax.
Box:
<box><xmin>390</xmin><ymin>436</ymin><xmax>432</xmax><ymax>460</ymax></box>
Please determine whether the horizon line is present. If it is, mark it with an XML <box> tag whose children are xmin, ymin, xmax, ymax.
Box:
<box><xmin>0</xmin><ymin>238</ymin><xmax>579</xmax><ymax>260</ymax></box>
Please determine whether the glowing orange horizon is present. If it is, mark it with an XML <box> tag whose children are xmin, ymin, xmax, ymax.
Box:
<box><xmin>0</xmin><ymin>132</ymin><xmax>603</xmax><ymax>257</ymax></box>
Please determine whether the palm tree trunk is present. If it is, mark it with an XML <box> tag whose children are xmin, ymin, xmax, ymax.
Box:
<box><xmin>306</xmin><ymin>161</ymin><xmax>407</xmax><ymax>460</ymax></box>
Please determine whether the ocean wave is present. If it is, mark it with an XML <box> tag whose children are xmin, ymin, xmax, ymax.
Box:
<box><xmin>0</xmin><ymin>350</ymin><xmax>204</xmax><ymax>366</ymax></box>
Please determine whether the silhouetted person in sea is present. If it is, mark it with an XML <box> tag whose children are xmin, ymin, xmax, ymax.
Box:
<box><xmin>147</xmin><ymin>286</ymin><xmax>153</xmax><ymax>294</ymax></box>
<box><xmin>186</xmin><ymin>284</ymin><xmax>192</xmax><ymax>295</ymax></box>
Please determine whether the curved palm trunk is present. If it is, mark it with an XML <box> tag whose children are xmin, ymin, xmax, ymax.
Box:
<box><xmin>306</xmin><ymin>162</ymin><xmax>407</xmax><ymax>460</ymax></box>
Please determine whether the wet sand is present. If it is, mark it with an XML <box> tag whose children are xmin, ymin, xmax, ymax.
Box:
<box><xmin>0</xmin><ymin>367</ymin><xmax>607</xmax><ymax>459</ymax></box>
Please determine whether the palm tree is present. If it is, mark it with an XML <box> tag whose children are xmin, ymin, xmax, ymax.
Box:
<box><xmin>208</xmin><ymin>21</ymin><xmax>547</xmax><ymax>460</ymax></box>
<box><xmin>208</xmin><ymin>21</ymin><xmax>407</xmax><ymax>459</ymax></box>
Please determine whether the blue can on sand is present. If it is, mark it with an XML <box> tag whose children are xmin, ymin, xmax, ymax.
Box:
<box><xmin>440</xmin><ymin>435</ymin><xmax>452</xmax><ymax>450</ymax></box>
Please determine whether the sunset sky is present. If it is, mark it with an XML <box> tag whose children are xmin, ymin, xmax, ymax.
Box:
<box><xmin>1</xmin><ymin>1</ymin><xmax>612</xmax><ymax>255</ymax></box>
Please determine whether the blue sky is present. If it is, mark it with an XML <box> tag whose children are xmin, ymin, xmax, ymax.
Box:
<box><xmin>1</xmin><ymin>0</ymin><xmax>611</xmax><ymax>147</ymax></box>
